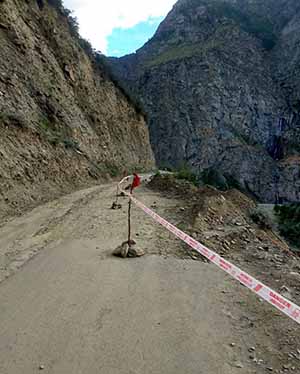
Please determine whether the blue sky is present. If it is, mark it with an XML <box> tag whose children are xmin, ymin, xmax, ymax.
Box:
<box><xmin>63</xmin><ymin>0</ymin><xmax>176</xmax><ymax>56</ymax></box>
<box><xmin>107</xmin><ymin>16</ymin><xmax>164</xmax><ymax>56</ymax></box>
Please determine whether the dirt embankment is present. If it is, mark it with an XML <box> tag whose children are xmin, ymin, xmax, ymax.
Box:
<box><xmin>149</xmin><ymin>174</ymin><xmax>300</xmax><ymax>373</ymax></box>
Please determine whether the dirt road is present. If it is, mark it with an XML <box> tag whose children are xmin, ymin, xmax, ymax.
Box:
<box><xmin>0</xmin><ymin>183</ymin><xmax>298</xmax><ymax>373</ymax></box>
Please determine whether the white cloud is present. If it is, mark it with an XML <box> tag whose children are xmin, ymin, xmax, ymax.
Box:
<box><xmin>63</xmin><ymin>0</ymin><xmax>177</xmax><ymax>54</ymax></box>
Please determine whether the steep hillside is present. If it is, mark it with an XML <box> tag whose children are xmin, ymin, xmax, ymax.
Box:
<box><xmin>0</xmin><ymin>0</ymin><xmax>155</xmax><ymax>220</ymax></box>
<box><xmin>109</xmin><ymin>0</ymin><xmax>300</xmax><ymax>203</ymax></box>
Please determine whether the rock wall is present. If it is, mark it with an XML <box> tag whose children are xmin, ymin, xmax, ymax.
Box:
<box><xmin>0</xmin><ymin>0</ymin><xmax>155</xmax><ymax>219</ymax></box>
<box><xmin>110</xmin><ymin>0</ymin><xmax>300</xmax><ymax>203</ymax></box>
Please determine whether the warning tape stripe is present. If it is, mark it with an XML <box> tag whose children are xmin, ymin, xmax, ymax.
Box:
<box><xmin>118</xmin><ymin>177</ymin><xmax>300</xmax><ymax>325</ymax></box>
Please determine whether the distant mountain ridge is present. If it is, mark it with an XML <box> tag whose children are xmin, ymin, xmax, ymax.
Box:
<box><xmin>109</xmin><ymin>0</ymin><xmax>300</xmax><ymax>202</ymax></box>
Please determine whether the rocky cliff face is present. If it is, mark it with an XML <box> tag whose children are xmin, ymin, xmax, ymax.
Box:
<box><xmin>110</xmin><ymin>0</ymin><xmax>300</xmax><ymax>203</ymax></box>
<box><xmin>0</xmin><ymin>0</ymin><xmax>154</xmax><ymax>220</ymax></box>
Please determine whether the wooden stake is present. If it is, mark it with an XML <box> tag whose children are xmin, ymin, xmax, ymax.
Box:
<box><xmin>128</xmin><ymin>197</ymin><xmax>132</xmax><ymax>245</ymax></box>
<box><xmin>115</xmin><ymin>185</ymin><xmax>119</xmax><ymax>204</ymax></box>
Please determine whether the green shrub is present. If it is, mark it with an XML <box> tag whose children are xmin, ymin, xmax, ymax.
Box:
<box><xmin>105</xmin><ymin>162</ymin><xmax>119</xmax><ymax>177</ymax></box>
<box><xmin>200</xmin><ymin>168</ymin><xmax>227</xmax><ymax>190</ymax></box>
<box><xmin>0</xmin><ymin>113</ymin><xmax>6</xmax><ymax>121</ymax></box>
<box><xmin>274</xmin><ymin>204</ymin><xmax>281</xmax><ymax>214</ymax></box>
<box><xmin>63</xmin><ymin>138</ymin><xmax>80</xmax><ymax>150</ymax></box>
<box><xmin>93</xmin><ymin>161</ymin><xmax>120</xmax><ymax>177</ymax></box>
<box><xmin>175</xmin><ymin>166</ymin><xmax>198</xmax><ymax>186</ymax></box>
<box><xmin>66</xmin><ymin>14</ymin><xmax>80</xmax><ymax>38</ymax></box>
<box><xmin>39</xmin><ymin>118</ymin><xmax>50</xmax><ymax>132</ymax></box>
<box><xmin>47</xmin><ymin>134</ymin><xmax>61</xmax><ymax>146</ymax></box>
<box><xmin>250</xmin><ymin>208</ymin><xmax>272</xmax><ymax>230</ymax></box>
<box><xmin>200</xmin><ymin>168</ymin><xmax>244</xmax><ymax>192</ymax></box>
<box><xmin>0</xmin><ymin>112</ymin><xmax>28</xmax><ymax>128</ymax></box>
<box><xmin>275</xmin><ymin>203</ymin><xmax>300</xmax><ymax>247</ymax></box>
<box><xmin>47</xmin><ymin>0</ymin><xmax>63</xmax><ymax>8</ymax></box>
<box><xmin>38</xmin><ymin>117</ymin><xmax>63</xmax><ymax>146</ymax></box>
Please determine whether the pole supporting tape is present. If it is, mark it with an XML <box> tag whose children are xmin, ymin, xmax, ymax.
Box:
<box><xmin>118</xmin><ymin>177</ymin><xmax>300</xmax><ymax>325</ymax></box>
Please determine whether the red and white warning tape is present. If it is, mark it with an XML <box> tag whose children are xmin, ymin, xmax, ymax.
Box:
<box><xmin>118</xmin><ymin>177</ymin><xmax>300</xmax><ymax>325</ymax></box>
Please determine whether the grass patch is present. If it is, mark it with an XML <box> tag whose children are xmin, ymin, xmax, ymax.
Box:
<box><xmin>146</xmin><ymin>43</ymin><xmax>202</xmax><ymax>67</ymax></box>
<box><xmin>145</xmin><ymin>38</ymin><xmax>226</xmax><ymax>67</ymax></box>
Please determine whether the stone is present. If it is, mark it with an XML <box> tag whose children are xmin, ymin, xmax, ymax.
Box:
<box><xmin>113</xmin><ymin>242</ymin><xmax>129</xmax><ymax>258</ymax></box>
<box><xmin>290</xmin><ymin>272</ymin><xmax>300</xmax><ymax>279</ymax></box>
<box><xmin>127</xmin><ymin>246</ymin><xmax>145</xmax><ymax>258</ymax></box>
<box><xmin>111</xmin><ymin>202</ymin><xmax>122</xmax><ymax>210</ymax></box>
<box><xmin>280</xmin><ymin>285</ymin><xmax>291</xmax><ymax>293</ymax></box>
<box><xmin>113</xmin><ymin>240</ymin><xmax>144</xmax><ymax>258</ymax></box>
<box><xmin>0</xmin><ymin>22</ymin><xmax>8</xmax><ymax>30</ymax></box>
<box><xmin>234</xmin><ymin>362</ymin><xmax>244</xmax><ymax>369</ymax></box>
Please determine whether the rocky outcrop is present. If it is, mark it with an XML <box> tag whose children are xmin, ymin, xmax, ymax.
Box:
<box><xmin>110</xmin><ymin>0</ymin><xmax>300</xmax><ymax>203</ymax></box>
<box><xmin>0</xmin><ymin>0</ymin><xmax>154</xmax><ymax>220</ymax></box>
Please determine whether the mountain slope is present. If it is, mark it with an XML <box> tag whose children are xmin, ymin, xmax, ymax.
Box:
<box><xmin>109</xmin><ymin>0</ymin><xmax>300</xmax><ymax>203</ymax></box>
<box><xmin>0</xmin><ymin>0</ymin><xmax>154</xmax><ymax>220</ymax></box>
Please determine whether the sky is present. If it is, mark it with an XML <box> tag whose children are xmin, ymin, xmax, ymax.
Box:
<box><xmin>63</xmin><ymin>0</ymin><xmax>177</xmax><ymax>57</ymax></box>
